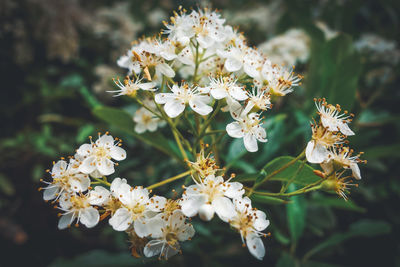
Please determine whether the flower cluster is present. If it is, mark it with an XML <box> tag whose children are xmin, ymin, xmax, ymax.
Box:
<box><xmin>112</xmin><ymin>7</ymin><xmax>303</xmax><ymax>152</ymax></box>
<box><xmin>41</xmin><ymin>134</ymin><xmax>270</xmax><ymax>260</ymax></box>
<box><xmin>306</xmin><ymin>98</ymin><xmax>366</xmax><ymax>199</ymax></box>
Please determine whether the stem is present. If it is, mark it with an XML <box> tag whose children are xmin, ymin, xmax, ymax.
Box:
<box><xmin>195</xmin><ymin>101</ymin><xmax>222</xmax><ymax>148</ymax></box>
<box><xmin>245</xmin><ymin>183</ymin><xmax>322</xmax><ymax>197</ymax></box>
<box><xmin>281</xmin><ymin>159</ymin><xmax>306</xmax><ymax>193</ymax></box>
<box><xmin>247</xmin><ymin>149</ymin><xmax>306</xmax><ymax>197</ymax></box>
<box><xmin>193</xmin><ymin>41</ymin><xmax>200</xmax><ymax>83</ymax></box>
<box><xmin>147</xmin><ymin>170</ymin><xmax>192</xmax><ymax>190</ymax></box>
<box><xmin>172</xmin><ymin>128</ymin><xmax>189</xmax><ymax>162</ymax></box>
<box><xmin>92</xmin><ymin>178</ymin><xmax>111</xmax><ymax>187</ymax></box>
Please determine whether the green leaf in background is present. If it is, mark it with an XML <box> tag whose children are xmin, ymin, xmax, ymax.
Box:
<box><xmin>363</xmin><ymin>143</ymin><xmax>400</xmax><ymax>160</ymax></box>
<box><xmin>307</xmin><ymin>33</ymin><xmax>362</xmax><ymax>111</ymax></box>
<box><xmin>92</xmin><ymin>106</ymin><xmax>182</xmax><ymax>162</ymax></box>
<box><xmin>0</xmin><ymin>173</ymin><xmax>15</xmax><ymax>196</ymax></box>
<box><xmin>263</xmin><ymin>156</ymin><xmax>320</xmax><ymax>186</ymax></box>
<box><xmin>303</xmin><ymin>219</ymin><xmax>392</xmax><ymax>261</ymax></box>
<box><xmin>276</xmin><ymin>252</ymin><xmax>297</xmax><ymax>267</ymax></box>
<box><xmin>310</xmin><ymin>194</ymin><xmax>366</xmax><ymax>213</ymax></box>
<box><xmin>251</xmin><ymin>194</ymin><xmax>290</xmax><ymax>205</ymax></box>
<box><xmin>287</xmin><ymin>184</ymin><xmax>307</xmax><ymax>243</ymax></box>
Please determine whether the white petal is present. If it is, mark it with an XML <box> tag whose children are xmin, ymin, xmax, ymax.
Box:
<box><xmin>70</xmin><ymin>174</ymin><xmax>90</xmax><ymax>193</ymax></box>
<box><xmin>109</xmin><ymin>208</ymin><xmax>133</xmax><ymax>231</ymax></box>
<box><xmin>43</xmin><ymin>185</ymin><xmax>60</xmax><ymax>201</ymax></box>
<box><xmin>52</xmin><ymin>160</ymin><xmax>68</xmax><ymax>177</ymax></box>
<box><xmin>212</xmin><ymin>197</ymin><xmax>236</xmax><ymax>222</ymax></box>
<box><xmin>97</xmin><ymin>158</ymin><xmax>115</xmax><ymax>176</ymax></box>
<box><xmin>339</xmin><ymin>122</ymin><xmax>355</xmax><ymax>136</ymax></box>
<box><xmin>164</xmin><ymin>99</ymin><xmax>185</xmax><ymax>118</ymax></box>
<box><xmin>180</xmin><ymin>195</ymin><xmax>205</xmax><ymax>217</ymax></box>
<box><xmin>144</xmin><ymin>240</ymin><xmax>164</xmax><ymax>258</ymax></box>
<box><xmin>244</xmin><ymin>133</ymin><xmax>258</xmax><ymax>152</ymax></box>
<box><xmin>148</xmin><ymin>195</ymin><xmax>167</xmax><ymax>212</ymax></box>
<box><xmin>96</xmin><ymin>134</ymin><xmax>114</xmax><ymax>148</ymax></box>
<box><xmin>198</xmin><ymin>203</ymin><xmax>215</xmax><ymax>221</ymax></box>
<box><xmin>223</xmin><ymin>182</ymin><xmax>245</xmax><ymax>199</ymax></box>
<box><xmin>253</xmin><ymin>210</ymin><xmax>270</xmax><ymax>231</ymax></box>
<box><xmin>246</xmin><ymin>234</ymin><xmax>265</xmax><ymax>260</ymax></box>
<box><xmin>139</xmin><ymin>82</ymin><xmax>157</xmax><ymax>91</ymax></box>
<box><xmin>79</xmin><ymin>156</ymin><xmax>96</xmax><ymax>174</ymax></box>
<box><xmin>351</xmin><ymin>163</ymin><xmax>361</xmax><ymax>180</ymax></box>
<box><xmin>80</xmin><ymin>207</ymin><xmax>100</xmax><ymax>228</ymax></box>
<box><xmin>226</xmin><ymin>122</ymin><xmax>245</xmax><ymax>138</ymax></box>
<box><xmin>110</xmin><ymin>177</ymin><xmax>127</xmax><ymax>197</ymax></box>
<box><xmin>157</xmin><ymin>63</ymin><xmax>175</xmax><ymax>78</ymax></box>
<box><xmin>110</xmin><ymin>146</ymin><xmax>126</xmax><ymax>161</ymax></box>
<box><xmin>189</xmin><ymin>98</ymin><xmax>213</xmax><ymax>116</ymax></box>
<box><xmin>135</xmin><ymin>123</ymin><xmax>147</xmax><ymax>134</ymax></box>
<box><xmin>177</xmin><ymin>224</ymin><xmax>195</xmax><ymax>241</ymax></box>
<box><xmin>58</xmin><ymin>213</ymin><xmax>75</xmax><ymax>230</ymax></box>
<box><xmin>225</xmin><ymin>58</ymin><xmax>242</xmax><ymax>72</ymax></box>
<box><xmin>306</xmin><ymin>141</ymin><xmax>329</xmax><ymax>164</ymax></box>
<box><xmin>210</xmin><ymin>87</ymin><xmax>228</xmax><ymax>99</ymax></box>
<box><xmin>89</xmin><ymin>186</ymin><xmax>111</xmax><ymax>206</ymax></box>
<box><xmin>155</xmin><ymin>93</ymin><xmax>175</xmax><ymax>104</ymax></box>
<box><xmin>229</xmin><ymin>86</ymin><xmax>248</xmax><ymax>101</ymax></box>
<box><xmin>76</xmin><ymin>144</ymin><xmax>92</xmax><ymax>157</ymax></box>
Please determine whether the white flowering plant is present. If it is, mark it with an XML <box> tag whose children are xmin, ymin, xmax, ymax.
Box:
<box><xmin>40</xmin><ymin>7</ymin><xmax>366</xmax><ymax>262</ymax></box>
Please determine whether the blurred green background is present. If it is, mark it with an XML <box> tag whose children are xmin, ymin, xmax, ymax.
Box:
<box><xmin>1</xmin><ymin>0</ymin><xmax>399</xmax><ymax>266</ymax></box>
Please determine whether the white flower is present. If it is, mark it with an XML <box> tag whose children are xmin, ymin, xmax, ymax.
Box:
<box><xmin>144</xmin><ymin>210</ymin><xmax>195</xmax><ymax>259</ymax></box>
<box><xmin>315</xmin><ymin>99</ymin><xmax>355</xmax><ymax>136</ymax></box>
<box><xmin>180</xmin><ymin>174</ymin><xmax>244</xmax><ymax>222</ymax></box>
<box><xmin>57</xmin><ymin>193</ymin><xmax>100</xmax><ymax>230</ymax></box>
<box><xmin>267</xmin><ymin>65</ymin><xmax>302</xmax><ymax>96</ymax></box>
<box><xmin>77</xmin><ymin>134</ymin><xmax>126</xmax><ymax>176</ymax></box>
<box><xmin>243</xmin><ymin>86</ymin><xmax>271</xmax><ymax>114</ymax></box>
<box><xmin>226</xmin><ymin>112</ymin><xmax>267</xmax><ymax>152</ymax></box>
<box><xmin>110</xmin><ymin>77</ymin><xmax>157</xmax><ymax>97</ymax></box>
<box><xmin>42</xmin><ymin>159</ymin><xmax>90</xmax><ymax>201</ymax></box>
<box><xmin>322</xmin><ymin>147</ymin><xmax>363</xmax><ymax>179</ymax></box>
<box><xmin>230</xmin><ymin>197</ymin><xmax>270</xmax><ymax>260</ymax></box>
<box><xmin>133</xmin><ymin>99</ymin><xmax>165</xmax><ymax>134</ymax></box>
<box><xmin>306</xmin><ymin>124</ymin><xmax>344</xmax><ymax>164</ymax></box>
<box><xmin>108</xmin><ymin>183</ymin><xmax>166</xmax><ymax>235</ymax></box>
<box><xmin>155</xmin><ymin>83</ymin><xmax>212</xmax><ymax>118</ymax></box>
<box><xmin>206</xmin><ymin>76</ymin><xmax>248</xmax><ymax>101</ymax></box>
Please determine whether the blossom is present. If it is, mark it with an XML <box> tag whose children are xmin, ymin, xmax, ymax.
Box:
<box><xmin>267</xmin><ymin>65</ymin><xmax>302</xmax><ymax>96</ymax></box>
<box><xmin>57</xmin><ymin>193</ymin><xmax>100</xmax><ymax>230</ymax></box>
<box><xmin>230</xmin><ymin>197</ymin><xmax>270</xmax><ymax>260</ymax></box>
<box><xmin>143</xmin><ymin>210</ymin><xmax>195</xmax><ymax>259</ymax></box>
<box><xmin>110</xmin><ymin>76</ymin><xmax>157</xmax><ymax>97</ymax></box>
<box><xmin>206</xmin><ymin>76</ymin><xmax>248</xmax><ymax>101</ymax></box>
<box><xmin>189</xmin><ymin>148</ymin><xmax>220</xmax><ymax>178</ymax></box>
<box><xmin>133</xmin><ymin>99</ymin><xmax>165</xmax><ymax>134</ymax></box>
<box><xmin>155</xmin><ymin>83</ymin><xmax>212</xmax><ymax>118</ymax></box>
<box><xmin>243</xmin><ymin>86</ymin><xmax>271</xmax><ymax>114</ymax></box>
<box><xmin>226</xmin><ymin>112</ymin><xmax>267</xmax><ymax>152</ymax></box>
<box><xmin>77</xmin><ymin>133</ymin><xmax>126</xmax><ymax>176</ymax></box>
<box><xmin>180</xmin><ymin>174</ymin><xmax>244</xmax><ymax>222</ymax></box>
<box><xmin>108</xmin><ymin>183</ymin><xmax>166</xmax><ymax>236</ymax></box>
<box><xmin>322</xmin><ymin>147</ymin><xmax>363</xmax><ymax>179</ymax></box>
<box><xmin>42</xmin><ymin>159</ymin><xmax>90</xmax><ymax>201</ymax></box>
<box><xmin>88</xmin><ymin>186</ymin><xmax>111</xmax><ymax>206</ymax></box>
<box><xmin>315</xmin><ymin>98</ymin><xmax>355</xmax><ymax>136</ymax></box>
<box><xmin>306</xmin><ymin>124</ymin><xmax>344</xmax><ymax>164</ymax></box>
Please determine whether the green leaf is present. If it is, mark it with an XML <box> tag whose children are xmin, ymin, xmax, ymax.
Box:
<box><xmin>286</xmin><ymin>184</ymin><xmax>307</xmax><ymax>243</ymax></box>
<box><xmin>263</xmin><ymin>156</ymin><xmax>320</xmax><ymax>186</ymax></box>
<box><xmin>363</xmin><ymin>143</ymin><xmax>400</xmax><ymax>160</ymax></box>
<box><xmin>310</xmin><ymin>194</ymin><xmax>366</xmax><ymax>213</ymax></box>
<box><xmin>92</xmin><ymin>106</ymin><xmax>182</xmax><ymax>162</ymax></box>
<box><xmin>232</xmin><ymin>173</ymin><xmax>260</xmax><ymax>183</ymax></box>
<box><xmin>251</xmin><ymin>194</ymin><xmax>290</xmax><ymax>205</ymax></box>
<box><xmin>304</xmin><ymin>219</ymin><xmax>391</xmax><ymax>261</ymax></box>
<box><xmin>307</xmin><ymin>33</ymin><xmax>362</xmax><ymax>111</ymax></box>
<box><xmin>0</xmin><ymin>174</ymin><xmax>15</xmax><ymax>196</ymax></box>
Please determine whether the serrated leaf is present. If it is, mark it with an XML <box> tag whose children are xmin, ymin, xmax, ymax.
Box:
<box><xmin>263</xmin><ymin>156</ymin><xmax>320</xmax><ymax>186</ymax></box>
<box><xmin>287</xmin><ymin>184</ymin><xmax>307</xmax><ymax>243</ymax></box>
<box><xmin>92</xmin><ymin>106</ymin><xmax>182</xmax><ymax>162</ymax></box>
